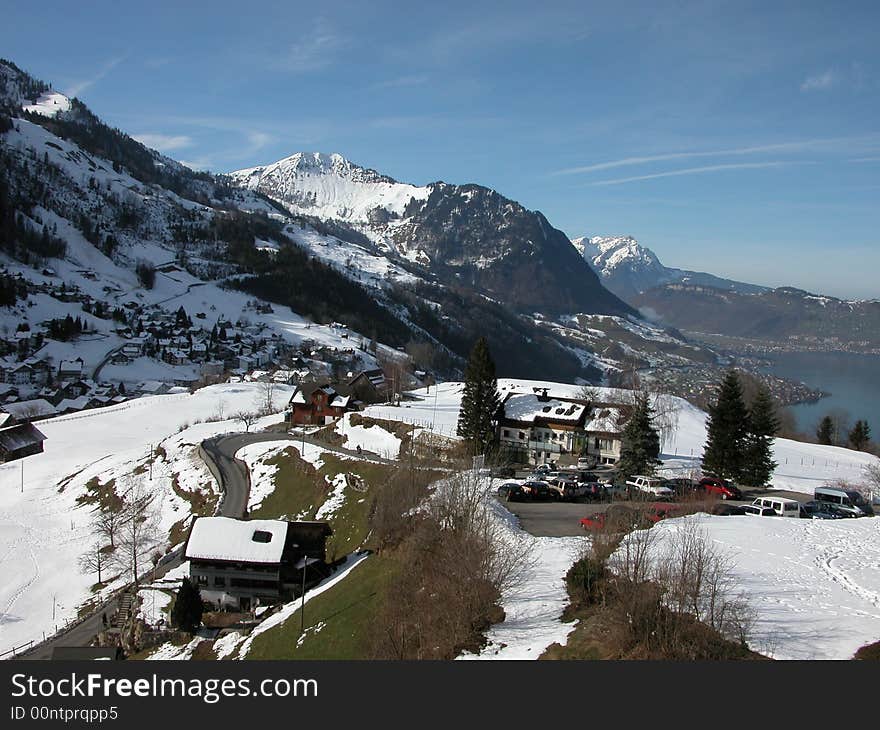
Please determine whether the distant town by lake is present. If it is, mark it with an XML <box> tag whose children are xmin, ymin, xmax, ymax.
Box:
<box><xmin>760</xmin><ymin>351</ymin><xmax>880</xmax><ymax>436</ymax></box>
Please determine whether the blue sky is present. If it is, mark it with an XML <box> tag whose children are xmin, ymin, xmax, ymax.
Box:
<box><xmin>3</xmin><ymin>1</ymin><xmax>879</xmax><ymax>298</ymax></box>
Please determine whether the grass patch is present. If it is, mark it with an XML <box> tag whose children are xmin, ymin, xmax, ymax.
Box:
<box><xmin>250</xmin><ymin>448</ymin><xmax>327</xmax><ymax>521</ymax></box>
<box><xmin>169</xmin><ymin>470</ymin><xmax>218</xmax><ymax>518</ymax></box>
<box><xmin>76</xmin><ymin>477</ymin><xmax>122</xmax><ymax>512</ymax></box>
<box><xmin>245</xmin><ymin>555</ymin><xmax>392</xmax><ymax>660</ymax></box>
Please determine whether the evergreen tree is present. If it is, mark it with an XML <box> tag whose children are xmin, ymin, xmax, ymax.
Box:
<box><xmin>741</xmin><ymin>386</ymin><xmax>779</xmax><ymax>487</ymax></box>
<box><xmin>171</xmin><ymin>577</ymin><xmax>203</xmax><ymax>633</ymax></box>
<box><xmin>702</xmin><ymin>370</ymin><xmax>749</xmax><ymax>481</ymax></box>
<box><xmin>848</xmin><ymin>420</ymin><xmax>871</xmax><ymax>451</ymax></box>
<box><xmin>616</xmin><ymin>394</ymin><xmax>661</xmax><ymax>483</ymax></box>
<box><xmin>816</xmin><ymin>415</ymin><xmax>834</xmax><ymax>445</ymax></box>
<box><xmin>456</xmin><ymin>337</ymin><xmax>501</xmax><ymax>454</ymax></box>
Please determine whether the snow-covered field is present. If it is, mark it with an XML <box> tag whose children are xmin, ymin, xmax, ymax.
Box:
<box><xmin>334</xmin><ymin>411</ymin><xmax>402</xmax><ymax>459</ymax></box>
<box><xmin>0</xmin><ymin>382</ymin><xmax>291</xmax><ymax>655</ymax></box>
<box><xmin>626</xmin><ymin>514</ymin><xmax>880</xmax><ymax>659</ymax></box>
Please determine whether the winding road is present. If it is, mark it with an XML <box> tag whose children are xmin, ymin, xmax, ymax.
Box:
<box><xmin>18</xmin><ymin>428</ymin><xmax>391</xmax><ymax>659</ymax></box>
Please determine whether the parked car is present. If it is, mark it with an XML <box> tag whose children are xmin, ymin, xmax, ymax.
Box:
<box><xmin>626</xmin><ymin>475</ymin><xmax>674</xmax><ymax>500</ymax></box>
<box><xmin>496</xmin><ymin>481</ymin><xmax>525</xmax><ymax>502</ymax></box>
<box><xmin>743</xmin><ymin>504</ymin><xmax>777</xmax><ymax>517</ymax></box>
<box><xmin>710</xmin><ymin>503</ymin><xmax>748</xmax><ymax>516</ymax></box>
<box><xmin>581</xmin><ymin>482</ymin><xmax>610</xmax><ymax>502</ymax></box>
<box><xmin>645</xmin><ymin>503</ymin><xmax>680</xmax><ymax>524</ymax></box>
<box><xmin>813</xmin><ymin>486</ymin><xmax>874</xmax><ymax>517</ymax></box>
<box><xmin>549</xmin><ymin>477</ymin><xmax>587</xmax><ymax>501</ymax></box>
<box><xmin>665</xmin><ymin>477</ymin><xmax>700</xmax><ymax>496</ymax></box>
<box><xmin>579</xmin><ymin>505</ymin><xmax>646</xmax><ymax>532</ymax></box>
<box><xmin>751</xmin><ymin>496</ymin><xmax>802</xmax><ymax>518</ymax></box>
<box><xmin>699</xmin><ymin>476</ymin><xmax>742</xmax><ymax>500</ymax></box>
<box><xmin>577</xmin><ymin>456</ymin><xmax>596</xmax><ymax>470</ymax></box>
<box><xmin>801</xmin><ymin>500</ymin><xmax>856</xmax><ymax>520</ymax></box>
<box><xmin>521</xmin><ymin>480</ymin><xmax>556</xmax><ymax>501</ymax></box>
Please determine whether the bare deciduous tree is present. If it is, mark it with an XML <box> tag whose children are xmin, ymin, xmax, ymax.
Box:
<box><xmin>110</xmin><ymin>479</ymin><xmax>161</xmax><ymax>588</ymax></box>
<box><xmin>255</xmin><ymin>379</ymin><xmax>277</xmax><ymax>416</ymax></box>
<box><xmin>234</xmin><ymin>410</ymin><xmax>259</xmax><ymax>432</ymax></box>
<box><xmin>78</xmin><ymin>545</ymin><xmax>106</xmax><ymax>585</ymax></box>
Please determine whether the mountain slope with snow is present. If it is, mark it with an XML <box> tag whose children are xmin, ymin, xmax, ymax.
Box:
<box><xmin>232</xmin><ymin>152</ymin><xmax>431</xmax><ymax>224</ymax></box>
<box><xmin>572</xmin><ymin>234</ymin><xmax>767</xmax><ymax>302</ymax></box>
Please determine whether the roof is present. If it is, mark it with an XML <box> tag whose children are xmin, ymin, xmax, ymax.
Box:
<box><xmin>2</xmin><ymin>399</ymin><xmax>56</xmax><ymax>419</ymax></box>
<box><xmin>185</xmin><ymin>516</ymin><xmax>290</xmax><ymax>564</ymax></box>
<box><xmin>584</xmin><ymin>407</ymin><xmax>623</xmax><ymax>434</ymax></box>
<box><xmin>0</xmin><ymin>422</ymin><xmax>47</xmax><ymax>452</ymax></box>
<box><xmin>502</xmin><ymin>393</ymin><xmax>587</xmax><ymax>425</ymax></box>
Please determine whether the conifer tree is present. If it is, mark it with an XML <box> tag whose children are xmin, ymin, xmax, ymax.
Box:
<box><xmin>456</xmin><ymin>337</ymin><xmax>501</xmax><ymax>454</ymax></box>
<box><xmin>848</xmin><ymin>420</ymin><xmax>871</xmax><ymax>451</ymax></box>
<box><xmin>702</xmin><ymin>370</ymin><xmax>749</xmax><ymax>481</ymax></box>
<box><xmin>816</xmin><ymin>415</ymin><xmax>834</xmax><ymax>445</ymax></box>
<box><xmin>741</xmin><ymin>386</ymin><xmax>779</xmax><ymax>487</ymax></box>
<box><xmin>616</xmin><ymin>393</ymin><xmax>661</xmax><ymax>483</ymax></box>
<box><xmin>171</xmin><ymin>577</ymin><xmax>203</xmax><ymax>632</ymax></box>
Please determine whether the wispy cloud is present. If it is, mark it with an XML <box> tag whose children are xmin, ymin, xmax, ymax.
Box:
<box><xmin>370</xmin><ymin>74</ymin><xmax>429</xmax><ymax>90</ymax></box>
<box><xmin>65</xmin><ymin>56</ymin><xmax>126</xmax><ymax>97</ymax></box>
<box><xmin>277</xmin><ymin>18</ymin><xmax>344</xmax><ymax>73</ymax></box>
<box><xmin>590</xmin><ymin>161</ymin><xmax>809</xmax><ymax>186</ymax></box>
<box><xmin>552</xmin><ymin>136</ymin><xmax>879</xmax><ymax>176</ymax></box>
<box><xmin>133</xmin><ymin>133</ymin><xmax>193</xmax><ymax>152</ymax></box>
<box><xmin>800</xmin><ymin>69</ymin><xmax>837</xmax><ymax>92</ymax></box>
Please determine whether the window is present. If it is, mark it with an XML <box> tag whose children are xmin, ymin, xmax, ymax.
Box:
<box><xmin>214</xmin><ymin>576</ymin><xmax>226</xmax><ymax>587</ymax></box>
<box><xmin>252</xmin><ymin>530</ymin><xmax>273</xmax><ymax>543</ymax></box>
<box><xmin>503</xmin><ymin>429</ymin><xmax>511</xmax><ymax>438</ymax></box>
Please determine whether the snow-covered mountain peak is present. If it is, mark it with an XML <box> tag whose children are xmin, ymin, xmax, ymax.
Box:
<box><xmin>572</xmin><ymin>235</ymin><xmax>664</xmax><ymax>277</ymax></box>
<box><xmin>230</xmin><ymin>151</ymin><xmax>430</xmax><ymax>222</ymax></box>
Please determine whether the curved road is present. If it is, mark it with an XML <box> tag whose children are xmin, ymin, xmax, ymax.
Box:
<box><xmin>20</xmin><ymin>428</ymin><xmax>391</xmax><ymax>659</ymax></box>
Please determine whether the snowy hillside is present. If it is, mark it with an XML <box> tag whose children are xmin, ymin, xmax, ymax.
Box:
<box><xmin>0</xmin><ymin>382</ymin><xmax>292</xmax><ymax>655</ymax></box>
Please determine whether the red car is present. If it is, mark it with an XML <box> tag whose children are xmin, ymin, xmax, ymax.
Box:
<box><xmin>579</xmin><ymin>505</ymin><xmax>644</xmax><ymax>532</ymax></box>
<box><xmin>699</xmin><ymin>476</ymin><xmax>742</xmax><ymax>500</ymax></box>
<box><xmin>645</xmin><ymin>503</ymin><xmax>680</xmax><ymax>524</ymax></box>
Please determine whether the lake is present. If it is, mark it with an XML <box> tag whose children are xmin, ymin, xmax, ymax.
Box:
<box><xmin>761</xmin><ymin>351</ymin><xmax>880</xmax><ymax>435</ymax></box>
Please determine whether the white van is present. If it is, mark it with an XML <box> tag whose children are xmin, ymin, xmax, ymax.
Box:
<box><xmin>751</xmin><ymin>496</ymin><xmax>803</xmax><ymax>518</ymax></box>
<box><xmin>814</xmin><ymin>487</ymin><xmax>874</xmax><ymax>517</ymax></box>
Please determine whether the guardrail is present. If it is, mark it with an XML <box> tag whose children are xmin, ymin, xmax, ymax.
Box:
<box><xmin>0</xmin><ymin>640</ymin><xmax>34</xmax><ymax>659</ymax></box>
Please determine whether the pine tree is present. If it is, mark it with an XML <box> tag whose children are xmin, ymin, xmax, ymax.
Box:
<box><xmin>171</xmin><ymin>577</ymin><xmax>203</xmax><ymax>632</ymax></box>
<box><xmin>848</xmin><ymin>420</ymin><xmax>871</xmax><ymax>451</ymax></box>
<box><xmin>741</xmin><ymin>386</ymin><xmax>779</xmax><ymax>487</ymax></box>
<box><xmin>816</xmin><ymin>415</ymin><xmax>834</xmax><ymax>445</ymax></box>
<box><xmin>456</xmin><ymin>337</ymin><xmax>501</xmax><ymax>454</ymax></box>
<box><xmin>616</xmin><ymin>394</ymin><xmax>661</xmax><ymax>483</ymax></box>
<box><xmin>702</xmin><ymin>370</ymin><xmax>749</xmax><ymax>481</ymax></box>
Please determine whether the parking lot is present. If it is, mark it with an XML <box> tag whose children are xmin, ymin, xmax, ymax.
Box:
<box><xmin>499</xmin><ymin>488</ymin><xmax>813</xmax><ymax>538</ymax></box>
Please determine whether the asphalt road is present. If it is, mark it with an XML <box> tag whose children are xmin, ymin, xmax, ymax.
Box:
<box><xmin>500</xmin><ymin>489</ymin><xmax>812</xmax><ymax>538</ymax></box>
<box><xmin>21</xmin><ymin>427</ymin><xmax>391</xmax><ymax>659</ymax></box>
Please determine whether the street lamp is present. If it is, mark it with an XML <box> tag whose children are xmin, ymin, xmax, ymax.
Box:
<box><xmin>293</xmin><ymin>555</ymin><xmax>320</xmax><ymax>637</ymax></box>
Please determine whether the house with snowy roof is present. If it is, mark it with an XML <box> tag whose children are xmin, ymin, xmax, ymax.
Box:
<box><xmin>0</xmin><ymin>420</ymin><xmax>47</xmax><ymax>462</ymax></box>
<box><xmin>497</xmin><ymin>388</ymin><xmax>629</xmax><ymax>465</ymax></box>
<box><xmin>57</xmin><ymin>357</ymin><xmax>84</xmax><ymax>380</ymax></box>
<box><xmin>286</xmin><ymin>382</ymin><xmax>353</xmax><ymax>425</ymax></box>
<box><xmin>183</xmin><ymin>516</ymin><xmax>332</xmax><ymax>611</ymax></box>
